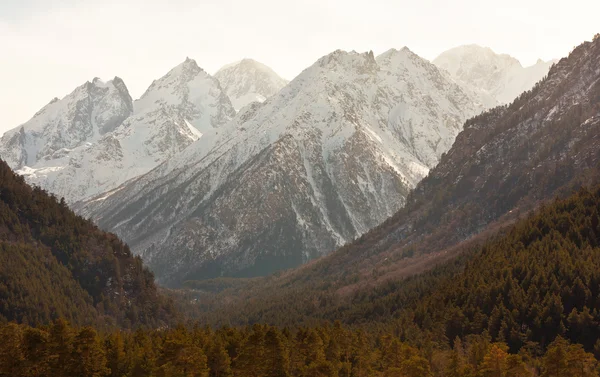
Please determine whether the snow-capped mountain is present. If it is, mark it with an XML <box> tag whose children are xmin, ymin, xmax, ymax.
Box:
<box><xmin>215</xmin><ymin>59</ymin><xmax>288</xmax><ymax>111</ymax></box>
<box><xmin>0</xmin><ymin>77</ymin><xmax>133</xmax><ymax>169</ymax></box>
<box><xmin>82</xmin><ymin>47</ymin><xmax>485</xmax><ymax>286</ymax></box>
<box><xmin>433</xmin><ymin>44</ymin><xmax>556</xmax><ymax>104</ymax></box>
<box><xmin>4</xmin><ymin>58</ymin><xmax>236</xmax><ymax>203</ymax></box>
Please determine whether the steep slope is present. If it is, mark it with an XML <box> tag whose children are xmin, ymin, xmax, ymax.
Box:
<box><xmin>434</xmin><ymin>44</ymin><xmax>556</xmax><ymax>104</ymax></box>
<box><xmin>83</xmin><ymin>48</ymin><xmax>485</xmax><ymax>286</ymax></box>
<box><xmin>0</xmin><ymin>159</ymin><xmax>175</xmax><ymax>327</ymax></box>
<box><xmin>13</xmin><ymin>58</ymin><xmax>236</xmax><ymax>203</ymax></box>
<box><xmin>190</xmin><ymin>35</ymin><xmax>600</xmax><ymax>325</ymax></box>
<box><xmin>0</xmin><ymin>77</ymin><xmax>133</xmax><ymax>169</ymax></box>
<box><xmin>215</xmin><ymin>59</ymin><xmax>288</xmax><ymax>110</ymax></box>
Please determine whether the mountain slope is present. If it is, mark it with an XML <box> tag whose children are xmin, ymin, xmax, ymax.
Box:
<box><xmin>215</xmin><ymin>59</ymin><xmax>288</xmax><ymax>110</ymax></box>
<box><xmin>434</xmin><ymin>44</ymin><xmax>556</xmax><ymax>104</ymax></box>
<box><xmin>191</xmin><ymin>35</ymin><xmax>600</xmax><ymax>325</ymax></box>
<box><xmin>82</xmin><ymin>48</ymin><xmax>485</xmax><ymax>286</ymax></box>
<box><xmin>0</xmin><ymin>77</ymin><xmax>133</xmax><ymax>170</ymax></box>
<box><xmin>0</xmin><ymin>159</ymin><xmax>175</xmax><ymax>327</ymax></box>
<box><xmin>11</xmin><ymin>58</ymin><xmax>236</xmax><ymax>203</ymax></box>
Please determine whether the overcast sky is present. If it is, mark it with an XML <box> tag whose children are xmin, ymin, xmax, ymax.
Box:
<box><xmin>1</xmin><ymin>0</ymin><xmax>598</xmax><ymax>135</ymax></box>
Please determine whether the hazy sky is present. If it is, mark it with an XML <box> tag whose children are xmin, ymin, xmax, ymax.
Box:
<box><xmin>1</xmin><ymin>0</ymin><xmax>598</xmax><ymax>135</ymax></box>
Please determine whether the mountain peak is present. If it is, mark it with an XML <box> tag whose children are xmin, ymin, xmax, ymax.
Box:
<box><xmin>376</xmin><ymin>46</ymin><xmax>419</xmax><ymax>63</ymax></box>
<box><xmin>178</xmin><ymin>57</ymin><xmax>202</xmax><ymax>72</ymax></box>
<box><xmin>239</xmin><ymin>58</ymin><xmax>259</xmax><ymax>65</ymax></box>
<box><xmin>214</xmin><ymin>58</ymin><xmax>288</xmax><ymax>111</ymax></box>
<box><xmin>315</xmin><ymin>49</ymin><xmax>378</xmax><ymax>74</ymax></box>
<box><xmin>0</xmin><ymin>75</ymin><xmax>134</xmax><ymax>170</ymax></box>
<box><xmin>433</xmin><ymin>44</ymin><xmax>552</xmax><ymax>104</ymax></box>
<box><xmin>138</xmin><ymin>58</ymin><xmax>213</xmax><ymax>107</ymax></box>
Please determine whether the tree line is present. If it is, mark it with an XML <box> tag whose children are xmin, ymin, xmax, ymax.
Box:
<box><xmin>1</xmin><ymin>319</ymin><xmax>598</xmax><ymax>377</ymax></box>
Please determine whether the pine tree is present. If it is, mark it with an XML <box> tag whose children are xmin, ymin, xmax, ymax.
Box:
<box><xmin>69</xmin><ymin>327</ymin><xmax>110</xmax><ymax>377</ymax></box>
<box><xmin>158</xmin><ymin>326</ymin><xmax>209</xmax><ymax>377</ymax></box>
<box><xmin>480</xmin><ymin>344</ymin><xmax>508</xmax><ymax>377</ymax></box>
<box><xmin>505</xmin><ymin>354</ymin><xmax>533</xmax><ymax>377</ymax></box>
<box><xmin>105</xmin><ymin>332</ymin><xmax>127</xmax><ymax>377</ymax></box>
<box><xmin>350</xmin><ymin>330</ymin><xmax>372</xmax><ymax>377</ymax></box>
<box><xmin>48</xmin><ymin>319</ymin><xmax>74</xmax><ymax>377</ymax></box>
<box><xmin>263</xmin><ymin>327</ymin><xmax>290</xmax><ymax>377</ymax></box>
<box><xmin>542</xmin><ymin>337</ymin><xmax>570</xmax><ymax>377</ymax></box>
<box><xmin>21</xmin><ymin>327</ymin><xmax>50</xmax><ymax>377</ymax></box>
<box><xmin>207</xmin><ymin>337</ymin><xmax>232</xmax><ymax>377</ymax></box>
<box><xmin>0</xmin><ymin>323</ymin><xmax>24</xmax><ymax>377</ymax></box>
<box><xmin>233</xmin><ymin>324</ymin><xmax>265</xmax><ymax>377</ymax></box>
<box><xmin>566</xmin><ymin>343</ymin><xmax>598</xmax><ymax>377</ymax></box>
<box><xmin>399</xmin><ymin>355</ymin><xmax>432</xmax><ymax>377</ymax></box>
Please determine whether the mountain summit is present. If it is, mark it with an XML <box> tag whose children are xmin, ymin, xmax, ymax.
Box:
<box><xmin>215</xmin><ymin>59</ymin><xmax>288</xmax><ymax>110</ymax></box>
<box><xmin>433</xmin><ymin>44</ymin><xmax>556</xmax><ymax>104</ymax></box>
<box><xmin>0</xmin><ymin>77</ymin><xmax>133</xmax><ymax>169</ymax></box>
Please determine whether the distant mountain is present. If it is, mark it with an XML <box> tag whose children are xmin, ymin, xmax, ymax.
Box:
<box><xmin>0</xmin><ymin>159</ymin><xmax>175</xmax><ymax>327</ymax></box>
<box><xmin>193</xmin><ymin>35</ymin><xmax>600</xmax><ymax>326</ymax></box>
<box><xmin>215</xmin><ymin>59</ymin><xmax>288</xmax><ymax>110</ymax></box>
<box><xmin>3</xmin><ymin>58</ymin><xmax>235</xmax><ymax>203</ymax></box>
<box><xmin>81</xmin><ymin>47</ymin><xmax>485</xmax><ymax>286</ymax></box>
<box><xmin>434</xmin><ymin>44</ymin><xmax>556</xmax><ymax>104</ymax></box>
<box><xmin>0</xmin><ymin>77</ymin><xmax>133</xmax><ymax>169</ymax></box>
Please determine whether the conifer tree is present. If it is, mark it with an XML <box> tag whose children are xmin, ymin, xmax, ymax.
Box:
<box><xmin>69</xmin><ymin>327</ymin><xmax>110</xmax><ymax>377</ymax></box>
<box><xmin>233</xmin><ymin>324</ymin><xmax>266</xmax><ymax>377</ymax></box>
<box><xmin>48</xmin><ymin>319</ymin><xmax>74</xmax><ymax>377</ymax></box>
<box><xmin>263</xmin><ymin>327</ymin><xmax>290</xmax><ymax>377</ymax></box>
<box><xmin>0</xmin><ymin>323</ymin><xmax>24</xmax><ymax>377</ymax></box>
<box><xmin>542</xmin><ymin>337</ymin><xmax>570</xmax><ymax>377</ymax></box>
<box><xmin>105</xmin><ymin>332</ymin><xmax>127</xmax><ymax>377</ymax></box>
<box><xmin>480</xmin><ymin>344</ymin><xmax>508</xmax><ymax>377</ymax></box>
<box><xmin>505</xmin><ymin>354</ymin><xmax>533</xmax><ymax>377</ymax></box>
<box><xmin>21</xmin><ymin>327</ymin><xmax>50</xmax><ymax>377</ymax></box>
<box><xmin>207</xmin><ymin>337</ymin><xmax>232</xmax><ymax>377</ymax></box>
<box><xmin>566</xmin><ymin>344</ymin><xmax>598</xmax><ymax>377</ymax></box>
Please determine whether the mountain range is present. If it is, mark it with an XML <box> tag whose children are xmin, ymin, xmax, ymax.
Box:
<box><xmin>194</xmin><ymin>34</ymin><xmax>600</xmax><ymax>326</ymax></box>
<box><xmin>80</xmin><ymin>47</ymin><xmax>485</xmax><ymax>285</ymax></box>
<box><xmin>2</xmin><ymin>31</ymin><xmax>600</xmax><ymax>377</ymax></box>
<box><xmin>2</xmin><ymin>59</ymin><xmax>235</xmax><ymax>204</ymax></box>
<box><xmin>1</xmin><ymin>44</ymin><xmax>555</xmax><ymax>284</ymax></box>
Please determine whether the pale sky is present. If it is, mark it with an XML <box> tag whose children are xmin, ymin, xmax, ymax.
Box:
<box><xmin>1</xmin><ymin>0</ymin><xmax>598</xmax><ymax>135</ymax></box>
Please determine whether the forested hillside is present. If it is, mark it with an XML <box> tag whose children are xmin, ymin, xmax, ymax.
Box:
<box><xmin>0</xmin><ymin>159</ymin><xmax>175</xmax><ymax>328</ymax></box>
<box><xmin>194</xmin><ymin>184</ymin><xmax>600</xmax><ymax>358</ymax></box>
